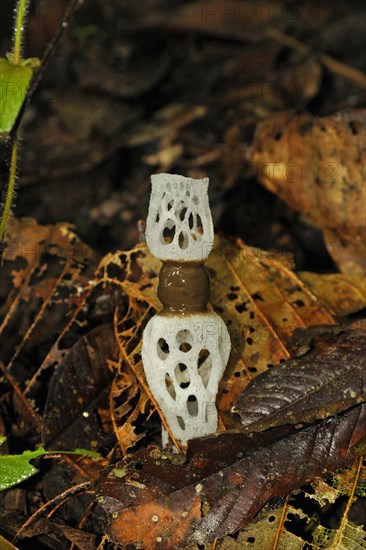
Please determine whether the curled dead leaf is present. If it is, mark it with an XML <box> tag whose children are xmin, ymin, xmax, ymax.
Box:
<box><xmin>251</xmin><ymin>109</ymin><xmax>366</xmax><ymax>274</ymax></box>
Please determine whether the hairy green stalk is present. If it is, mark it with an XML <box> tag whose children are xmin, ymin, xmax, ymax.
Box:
<box><xmin>0</xmin><ymin>0</ymin><xmax>29</xmax><ymax>245</ymax></box>
<box><xmin>13</xmin><ymin>0</ymin><xmax>30</xmax><ymax>65</ymax></box>
<box><xmin>0</xmin><ymin>141</ymin><xmax>18</xmax><ymax>241</ymax></box>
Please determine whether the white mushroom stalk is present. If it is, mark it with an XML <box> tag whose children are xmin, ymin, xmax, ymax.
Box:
<box><xmin>142</xmin><ymin>174</ymin><xmax>231</xmax><ymax>447</ymax></box>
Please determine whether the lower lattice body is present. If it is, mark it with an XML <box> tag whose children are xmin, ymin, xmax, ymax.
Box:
<box><xmin>142</xmin><ymin>312</ymin><xmax>231</xmax><ymax>446</ymax></box>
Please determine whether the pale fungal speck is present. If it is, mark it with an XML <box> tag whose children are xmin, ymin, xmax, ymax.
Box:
<box><xmin>181</xmin><ymin>511</ymin><xmax>188</xmax><ymax>517</ymax></box>
<box><xmin>156</xmin><ymin>537</ymin><xmax>162</xmax><ymax>543</ymax></box>
<box><xmin>151</xmin><ymin>515</ymin><xmax>159</xmax><ymax>522</ymax></box>
<box><xmin>195</xmin><ymin>483</ymin><xmax>203</xmax><ymax>494</ymax></box>
<box><xmin>82</xmin><ymin>411</ymin><xmax>89</xmax><ymax>417</ymax></box>
<box><xmin>112</xmin><ymin>512</ymin><xmax>118</xmax><ymax>519</ymax></box>
<box><xmin>97</xmin><ymin>496</ymin><xmax>104</xmax><ymax>503</ymax></box>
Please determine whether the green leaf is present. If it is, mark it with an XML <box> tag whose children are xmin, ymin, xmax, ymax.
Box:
<box><xmin>0</xmin><ymin>436</ymin><xmax>6</xmax><ymax>446</ymax></box>
<box><xmin>0</xmin><ymin>57</ymin><xmax>37</xmax><ymax>133</ymax></box>
<box><xmin>0</xmin><ymin>447</ymin><xmax>46</xmax><ymax>491</ymax></box>
<box><xmin>0</xmin><ymin>446</ymin><xmax>101</xmax><ymax>491</ymax></box>
<box><xmin>5</xmin><ymin>52</ymin><xmax>41</xmax><ymax>70</ymax></box>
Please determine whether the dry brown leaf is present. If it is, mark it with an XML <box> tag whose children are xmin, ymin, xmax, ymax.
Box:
<box><xmin>251</xmin><ymin>109</ymin><xmax>366</xmax><ymax>274</ymax></box>
<box><xmin>298</xmin><ymin>271</ymin><xmax>366</xmax><ymax>316</ymax></box>
<box><xmin>95</xmin><ymin>235</ymin><xmax>366</xmax><ymax>429</ymax></box>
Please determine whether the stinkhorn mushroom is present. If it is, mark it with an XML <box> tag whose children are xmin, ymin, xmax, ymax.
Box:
<box><xmin>142</xmin><ymin>174</ymin><xmax>231</xmax><ymax>447</ymax></box>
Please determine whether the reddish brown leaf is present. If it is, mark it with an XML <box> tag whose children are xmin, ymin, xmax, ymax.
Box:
<box><xmin>42</xmin><ymin>324</ymin><xmax>118</xmax><ymax>451</ymax></box>
<box><xmin>96</xmin><ymin>404</ymin><xmax>366</xmax><ymax>548</ymax></box>
<box><xmin>98</xmin><ymin>486</ymin><xmax>201</xmax><ymax>550</ymax></box>
<box><xmin>232</xmin><ymin>322</ymin><xmax>366</xmax><ymax>431</ymax></box>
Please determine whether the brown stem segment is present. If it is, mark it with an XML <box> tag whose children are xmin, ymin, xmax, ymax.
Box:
<box><xmin>157</xmin><ymin>261</ymin><xmax>210</xmax><ymax>314</ymax></box>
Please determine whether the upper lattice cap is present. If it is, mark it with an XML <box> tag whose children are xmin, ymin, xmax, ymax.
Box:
<box><xmin>145</xmin><ymin>174</ymin><xmax>214</xmax><ymax>261</ymax></box>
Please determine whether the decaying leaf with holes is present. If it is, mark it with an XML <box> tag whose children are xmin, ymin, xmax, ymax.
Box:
<box><xmin>2</xmin><ymin>216</ymin><xmax>366</xmax><ymax>548</ymax></box>
<box><xmin>94</xmin><ymin>246</ymin><xmax>164</xmax><ymax>447</ymax></box>
<box><xmin>0</xmin><ymin>217</ymin><xmax>95</xmax><ymax>437</ymax></box>
<box><xmin>96</xmin><ymin>404</ymin><xmax>366</xmax><ymax>548</ymax></box>
<box><xmin>110</xmin><ymin>354</ymin><xmax>152</xmax><ymax>454</ymax></box>
<box><xmin>233</xmin><ymin>321</ymin><xmax>366</xmax><ymax>432</ymax></box>
<box><xmin>96</xmin><ymin>236</ymin><xmax>366</xmax><ymax>432</ymax></box>
<box><xmin>210</xmin><ymin>457</ymin><xmax>366</xmax><ymax>549</ymax></box>
<box><xmin>93</xmin><ymin>238</ymin><xmax>366</xmax><ymax>548</ymax></box>
<box><xmin>251</xmin><ymin>109</ymin><xmax>366</xmax><ymax>274</ymax></box>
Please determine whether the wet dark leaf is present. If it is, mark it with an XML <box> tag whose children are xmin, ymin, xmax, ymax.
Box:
<box><xmin>42</xmin><ymin>324</ymin><xmax>118</xmax><ymax>451</ymax></box>
<box><xmin>96</xmin><ymin>404</ymin><xmax>366</xmax><ymax>548</ymax></box>
<box><xmin>233</xmin><ymin>322</ymin><xmax>366</xmax><ymax>431</ymax></box>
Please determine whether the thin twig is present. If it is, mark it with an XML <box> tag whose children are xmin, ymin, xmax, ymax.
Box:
<box><xmin>0</xmin><ymin>361</ymin><xmax>41</xmax><ymax>431</ymax></box>
<box><xmin>0</xmin><ymin>141</ymin><xmax>18</xmax><ymax>241</ymax></box>
<box><xmin>96</xmin><ymin>535</ymin><xmax>109</xmax><ymax>550</ymax></box>
<box><xmin>264</xmin><ymin>26</ymin><xmax>366</xmax><ymax>88</ymax></box>
<box><xmin>13</xmin><ymin>481</ymin><xmax>91</xmax><ymax>543</ymax></box>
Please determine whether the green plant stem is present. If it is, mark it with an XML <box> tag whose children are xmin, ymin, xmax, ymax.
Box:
<box><xmin>13</xmin><ymin>0</ymin><xmax>29</xmax><ymax>65</ymax></box>
<box><xmin>0</xmin><ymin>141</ymin><xmax>18</xmax><ymax>242</ymax></box>
<box><xmin>1</xmin><ymin>0</ymin><xmax>29</xmax><ymax>246</ymax></box>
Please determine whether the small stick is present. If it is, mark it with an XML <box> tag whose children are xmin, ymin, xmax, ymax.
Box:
<box><xmin>264</xmin><ymin>26</ymin><xmax>366</xmax><ymax>88</ymax></box>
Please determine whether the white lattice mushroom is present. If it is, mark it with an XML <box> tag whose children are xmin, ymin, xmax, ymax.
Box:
<box><xmin>146</xmin><ymin>173</ymin><xmax>214</xmax><ymax>262</ymax></box>
<box><xmin>142</xmin><ymin>174</ymin><xmax>231</xmax><ymax>447</ymax></box>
